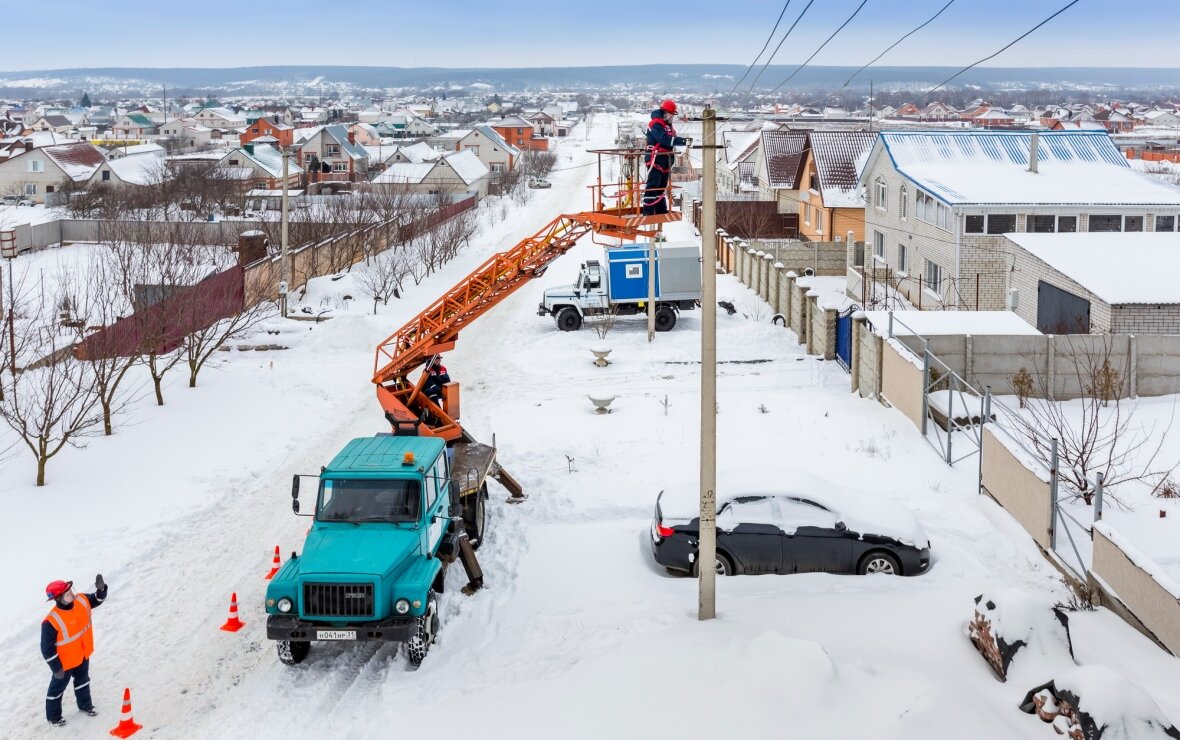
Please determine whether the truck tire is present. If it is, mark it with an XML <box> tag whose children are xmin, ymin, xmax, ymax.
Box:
<box><xmin>654</xmin><ymin>306</ymin><xmax>677</xmax><ymax>332</ymax></box>
<box><xmin>407</xmin><ymin>594</ymin><xmax>439</xmax><ymax>668</ymax></box>
<box><xmin>555</xmin><ymin>307</ymin><xmax>582</xmax><ymax>331</ymax></box>
<box><xmin>277</xmin><ymin>640</ymin><xmax>310</xmax><ymax>666</ymax></box>
<box><xmin>462</xmin><ymin>483</ymin><xmax>488</xmax><ymax>549</ymax></box>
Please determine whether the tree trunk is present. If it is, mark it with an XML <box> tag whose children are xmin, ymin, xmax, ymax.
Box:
<box><xmin>102</xmin><ymin>398</ymin><xmax>112</xmax><ymax>436</ymax></box>
<box><xmin>189</xmin><ymin>368</ymin><xmax>198</xmax><ymax>388</ymax></box>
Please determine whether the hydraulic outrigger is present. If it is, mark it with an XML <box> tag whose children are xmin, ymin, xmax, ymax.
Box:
<box><xmin>369</xmin><ymin>147</ymin><xmax>682</xmax><ymax>591</ymax></box>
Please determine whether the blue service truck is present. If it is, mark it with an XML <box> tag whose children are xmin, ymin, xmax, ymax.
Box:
<box><xmin>265</xmin><ymin>434</ymin><xmax>499</xmax><ymax>667</ymax></box>
<box><xmin>537</xmin><ymin>241</ymin><xmax>702</xmax><ymax>332</ymax></box>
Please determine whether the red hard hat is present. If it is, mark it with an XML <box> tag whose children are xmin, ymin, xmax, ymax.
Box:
<box><xmin>45</xmin><ymin>580</ymin><xmax>72</xmax><ymax>601</ymax></box>
<box><xmin>660</xmin><ymin>99</ymin><xmax>678</xmax><ymax>114</ymax></box>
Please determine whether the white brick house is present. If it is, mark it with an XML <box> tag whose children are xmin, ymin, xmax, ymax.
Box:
<box><xmin>856</xmin><ymin>130</ymin><xmax>1180</xmax><ymax>311</ymax></box>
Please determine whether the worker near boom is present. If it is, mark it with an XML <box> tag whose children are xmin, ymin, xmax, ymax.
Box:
<box><xmin>42</xmin><ymin>575</ymin><xmax>107</xmax><ymax>727</ymax></box>
<box><xmin>640</xmin><ymin>99</ymin><xmax>688</xmax><ymax>216</ymax></box>
<box><xmin>422</xmin><ymin>356</ymin><xmax>451</xmax><ymax>406</ymax></box>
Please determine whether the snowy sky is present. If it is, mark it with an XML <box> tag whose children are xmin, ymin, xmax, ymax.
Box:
<box><xmin>4</xmin><ymin>0</ymin><xmax>1178</xmax><ymax>69</ymax></box>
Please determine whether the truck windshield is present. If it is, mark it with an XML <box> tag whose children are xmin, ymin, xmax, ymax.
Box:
<box><xmin>317</xmin><ymin>479</ymin><xmax>421</xmax><ymax>523</ymax></box>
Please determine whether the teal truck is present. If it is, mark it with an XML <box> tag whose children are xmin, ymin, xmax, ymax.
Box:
<box><xmin>265</xmin><ymin>433</ymin><xmax>507</xmax><ymax>667</ymax></box>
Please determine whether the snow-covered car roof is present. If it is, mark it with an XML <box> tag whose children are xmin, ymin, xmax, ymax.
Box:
<box><xmin>657</xmin><ymin>468</ymin><xmax>929</xmax><ymax>547</ymax></box>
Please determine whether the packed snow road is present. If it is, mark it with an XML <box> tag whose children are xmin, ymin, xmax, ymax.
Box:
<box><xmin>2</xmin><ymin>114</ymin><xmax>1178</xmax><ymax>739</ymax></box>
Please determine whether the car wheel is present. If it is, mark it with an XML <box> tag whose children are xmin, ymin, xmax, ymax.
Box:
<box><xmin>654</xmin><ymin>306</ymin><xmax>677</xmax><ymax>332</ymax></box>
<box><xmin>858</xmin><ymin>551</ymin><xmax>901</xmax><ymax>576</ymax></box>
<box><xmin>555</xmin><ymin>307</ymin><xmax>582</xmax><ymax>331</ymax></box>
<box><xmin>694</xmin><ymin>551</ymin><xmax>734</xmax><ymax>577</ymax></box>
<box><xmin>277</xmin><ymin>640</ymin><xmax>310</xmax><ymax>666</ymax></box>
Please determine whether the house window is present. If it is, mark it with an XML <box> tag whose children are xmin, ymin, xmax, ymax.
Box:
<box><xmin>808</xmin><ymin>171</ymin><xmax>818</xmax><ymax>191</ymax></box>
<box><xmin>1029</xmin><ymin>215</ymin><xmax>1056</xmax><ymax>233</ymax></box>
<box><xmin>1124</xmin><ymin>215</ymin><xmax>1144</xmax><ymax>232</ymax></box>
<box><xmin>327</xmin><ymin>145</ymin><xmax>340</xmax><ymax>155</ymax></box>
<box><xmin>491</xmin><ymin>163</ymin><xmax>505</xmax><ymax>173</ymax></box>
<box><xmin>897</xmin><ymin>242</ymin><xmax>908</xmax><ymax>274</ymax></box>
<box><xmin>332</xmin><ymin>162</ymin><xmax>348</xmax><ymax>172</ymax></box>
<box><xmin>264</xmin><ymin>128</ymin><xmax>272</xmax><ymax>135</ymax></box>
<box><xmin>803</xmin><ymin>202</ymin><xmax>811</xmax><ymax>225</ymax></box>
<box><xmin>24</xmin><ymin>184</ymin><xmax>36</xmax><ymax>195</ymax></box>
<box><xmin>873</xmin><ymin>230</ymin><xmax>885</xmax><ymax>262</ymax></box>
<box><xmin>924</xmin><ymin>259</ymin><xmax>944</xmax><ymax>292</ymax></box>
<box><xmin>46</xmin><ymin>185</ymin><xmax>54</xmax><ymax>193</ymax></box>
<box><xmin>1089</xmin><ymin>214</ymin><xmax>1123</xmax><ymax>232</ymax></box>
<box><xmin>899</xmin><ymin>185</ymin><xmax>908</xmax><ymax>220</ymax></box>
<box><xmin>465</xmin><ymin>145</ymin><xmax>479</xmax><ymax>155</ymax></box>
<box><xmin>917</xmin><ymin>190</ymin><xmax>950</xmax><ymax>230</ymax></box>
<box><xmin>28</xmin><ymin>159</ymin><xmax>43</xmax><ymax>173</ymax></box>
<box><xmin>1156</xmin><ymin>215</ymin><xmax>1177</xmax><ymax>232</ymax></box>
<box><xmin>1058</xmin><ymin>216</ymin><xmax>1077</xmax><ymax>233</ymax></box>
<box><xmin>229</xmin><ymin>159</ymin><xmax>239</xmax><ymax>166</ymax></box>
<box><xmin>101</xmin><ymin>170</ymin><xmax>111</xmax><ymax>181</ymax></box>
<box><xmin>875</xmin><ymin>178</ymin><xmax>887</xmax><ymax>210</ymax></box>
<box><xmin>986</xmin><ymin>214</ymin><xmax>1016</xmax><ymax>234</ymax></box>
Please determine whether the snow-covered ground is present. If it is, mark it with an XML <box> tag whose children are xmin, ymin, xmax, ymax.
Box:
<box><xmin>1</xmin><ymin>115</ymin><xmax>1178</xmax><ymax>738</ymax></box>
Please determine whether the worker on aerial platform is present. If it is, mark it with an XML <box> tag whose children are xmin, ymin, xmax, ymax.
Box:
<box><xmin>640</xmin><ymin>99</ymin><xmax>688</xmax><ymax>216</ymax></box>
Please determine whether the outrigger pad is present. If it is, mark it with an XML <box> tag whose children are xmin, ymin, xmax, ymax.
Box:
<box><xmin>493</xmin><ymin>466</ymin><xmax>526</xmax><ymax>502</ymax></box>
<box><xmin>457</xmin><ymin>535</ymin><xmax>484</xmax><ymax>595</ymax></box>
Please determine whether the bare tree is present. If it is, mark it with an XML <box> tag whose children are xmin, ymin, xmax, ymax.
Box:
<box><xmin>183</xmin><ymin>271</ymin><xmax>275</xmax><ymax>388</ymax></box>
<box><xmin>0</xmin><ymin>290</ymin><xmax>103</xmax><ymax>486</ymax></box>
<box><xmin>1005</xmin><ymin>336</ymin><xmax>1177</xmax><ymax>505</ymax></box>
<box><xmin>354</xmin><ymin>247</ymin><xmax>411</xmax><ymax>313</ymax></box>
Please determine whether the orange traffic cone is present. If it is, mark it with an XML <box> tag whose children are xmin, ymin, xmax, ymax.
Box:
<box><xmin>220</xmin><ymin>592</ymin><xmax>245</xmax><ymax>632</ymax></box>
<box><xmin>265</xmin><ymin>546</ymin><xmax>281</xmax><ymax>580</ymax></box>
<box><xmin>109</xmin><ymin>687</ymin><xmax>142</xmax><ymax>738</ymax></box>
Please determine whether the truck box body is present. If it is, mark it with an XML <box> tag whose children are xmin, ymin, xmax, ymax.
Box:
<box><xmin>606</xmin><ymin>244</ymin><xmax>701</xmax><ymax>303</ymax></box>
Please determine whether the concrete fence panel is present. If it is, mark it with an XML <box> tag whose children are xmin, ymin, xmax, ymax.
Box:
<box><xmin>1092</xmin><ymin>527</ymin><xmax>1180</xmax><ymax>656</ymax></box>
<box><xmin>970</xmin><ymin>335</ymin><xmax>1048</xmax><ymax>396</ymax></box>
<box><xmin>880</xmin><ymin>340</ymin><xmax>925</xmax><ymax>430</ymax></box>
<box><xmin>980</xmin><ymin>426</ymin><xmax>1053</xmax><ymax>551</ymax></box>
<box><xmin>1129</xmin><ymin>334</ymin><xmax>1180</xmax><ymax>397</ymax></box>
<box><xmin>1050</xmin><ymin>334</ymin><xmax>1132</xmax><ymax>401</ymax></box>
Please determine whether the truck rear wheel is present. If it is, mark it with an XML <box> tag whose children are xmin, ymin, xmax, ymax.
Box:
<box><xmin>407</xmin><ymin>595</ymin><xmax>439</xmax><ymax>668</ymax></box>
<box><xmin>463</xmin><ymin>484</ymin><xmax>487</xmax><ymax>549</ymax></box>
<box><xmin>555</xmin><ymin>307</ymin><xmax>582</xmax><ymax>331</ymax></box>
<box><xmin>655</xmin><ymin>306</ymin><xmax>677</xmax><ymax>332</ymax></box>
<box><xmin>277</xmin><ymin>640</ymin><xmax>310</xmax><ymax>666</ymax></box>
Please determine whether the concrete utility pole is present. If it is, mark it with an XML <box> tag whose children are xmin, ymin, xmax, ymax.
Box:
<box><xmin>647</xmin><ymin>233</ymin><xmax>657</xmax><ymax>341</ymax></box>
<box><xmin>280</xmin><ymin>148</ymin><xmax>291</xmax><ymax>316</ymax></box>
<box><xmin>698</xmin><ymin>107</ymin><xmax>718</xmax><ymax>621</ymax></box>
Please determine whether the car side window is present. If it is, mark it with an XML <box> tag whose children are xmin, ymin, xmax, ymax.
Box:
<box><xmin>776</xmin><ymin>497</ymin><xmax>838</xmax><ymax>534</ymax></box>
<box><xmin>718</xmin><ymin>497</ymin><xmax>781</xmax><ymax>531</ymax></box>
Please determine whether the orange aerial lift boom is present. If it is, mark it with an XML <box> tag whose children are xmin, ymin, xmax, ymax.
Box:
<box><xmin>371</xmin><ymin>147</ymin><xmax>680</xmax><ymax>445</ymax></box>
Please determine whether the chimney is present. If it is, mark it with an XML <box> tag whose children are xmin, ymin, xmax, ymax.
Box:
<box><xmin>347</xmin><ymin>130</ymin><xmax>356</xmax><ymax>145</ymax></box>
<box><xmin>23</xmin><ymin>138</ymin><xmax>34</xmax><ymax>153</ymax></box>
<box><xmin>1028</xmin><ymin>132</ymin><xmax>1040</xmax><ymax>174</ymax></box>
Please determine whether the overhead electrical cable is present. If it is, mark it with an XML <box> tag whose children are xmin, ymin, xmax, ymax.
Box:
<box><xmin>746</xmin><ymin>0</ymin><xmax>816</xmax><ymax>92</ymax></box>
<box><xmin>729</xmin><ymin>2</ymin><xmax>793</xmax><ymax>95</ymax></box>
<box><xmin>924</xmin><ymin>0</ymin><xmax>1081</xmax><ymax>96</ymax></box>
<box><xmin>768</xmin><ymin>0</ymin><xmax>872</xmax><ymax>94</ymax></box>
<box><xmin>842</xmin><ymin>0</ymin><xmax>956</xmax><ymax>88</ymax></box>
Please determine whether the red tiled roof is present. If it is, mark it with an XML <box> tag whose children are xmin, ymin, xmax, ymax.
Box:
<box><xmin>41</xmin><ymin>142</ymin><xmax>106</xmax><ymax>181</ymax></box>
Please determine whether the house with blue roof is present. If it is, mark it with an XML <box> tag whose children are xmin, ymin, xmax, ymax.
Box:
<box><xmin>296</xmin><ymin>124</ymin><xmax>370</xmax><ymax>186</ymax></box>
<box><xmin>855</xmin><ymin>130</ymin><xmax>1180</xmax><ymax>311</ymax></box>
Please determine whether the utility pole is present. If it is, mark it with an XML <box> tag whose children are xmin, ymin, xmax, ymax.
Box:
<box><xmin>280</xmin><ymin>148</ymin><xmax>291</xmax><ymax>316</ymax></box>
<box><xmin>698</xmin><ymin>106</ymin><xmax>718</xmax><ymax>621</ymax></box>
<box><xmin>646</xmin><ymin>231</ymin><xmax>657</xmax><ymax>341</ymax></box>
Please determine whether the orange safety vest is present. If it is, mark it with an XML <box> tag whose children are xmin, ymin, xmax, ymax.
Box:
<box><xmin>46</xmin><ymin>595</ymin><xmax>94</xmax><ymax>671</ymax></box>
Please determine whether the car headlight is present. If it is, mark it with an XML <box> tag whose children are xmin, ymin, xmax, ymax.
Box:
<box><xmin>394</xmin><ymin>598</ymin><xmax>410</xmax><ymax>615</ymax></box>
<box><xmin>277</xmin><ymin>597</ymin><xmax>293</xmax><ymax>614</ymax></box>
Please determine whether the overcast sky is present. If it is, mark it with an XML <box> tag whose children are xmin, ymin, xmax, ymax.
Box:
<box><xmin>5</xmin><ymin>0</ymin><xmax>1177</xmax><ymax>70</ymax></box>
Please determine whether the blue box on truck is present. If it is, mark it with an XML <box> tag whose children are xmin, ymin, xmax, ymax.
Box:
<box><xmin>605</xmin><ymin>243</ymin><xmax>701</xmax><ymax>303</ymax></box>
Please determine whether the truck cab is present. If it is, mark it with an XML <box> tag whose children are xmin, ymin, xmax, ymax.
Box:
<box><xmin>265</xmin><ymin>435</ymin><xmax>456</xmax><ymax>667</ymax></box>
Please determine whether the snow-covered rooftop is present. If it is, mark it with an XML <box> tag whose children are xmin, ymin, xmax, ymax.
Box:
<box><xmin>1006</xmin><ymin>231</ymin><xmax>1180</xmax><ymax>304</ymax></box>
<box><xmin>874</xmin><ymin>131</ymin><xmax>1180</xmax><ymax>207</ymax></box>
<box><xmin>443</xmin><ymin>149</ymin><xmax>488</xmax><ymax>185</ymax></box>
<box><xmin>863</xmin><ymin>310</ymin><xmax>1041</xmax><ymax>336</ymax></box>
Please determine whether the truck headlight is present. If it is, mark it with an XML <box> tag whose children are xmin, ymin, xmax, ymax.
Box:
<box><xmin>394</xmin><ymin>598</ymin><xmax>410</xmax><ymax>615</ymax></box>
<box><xmin>277</xmin><ymin>597</ymin><xmax>293</xmax><ymax>614</ymax></box>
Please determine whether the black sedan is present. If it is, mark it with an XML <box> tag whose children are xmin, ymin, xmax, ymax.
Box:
<box><xmin>650</xmin><ymin>489</ymin><xmax>931</xmax><ymax>577</ymax></box>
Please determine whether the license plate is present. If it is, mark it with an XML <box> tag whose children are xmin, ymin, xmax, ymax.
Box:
<box><xmin>316</xmin><ymin>630</ymin><xmax>356</xmax><ymax>640</ymax></box>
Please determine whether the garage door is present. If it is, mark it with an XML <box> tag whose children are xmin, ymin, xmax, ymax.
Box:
<box><xmin>1037</xmin><ymin>280</ymin><xmax>1090</xmax><ymax>334</ymax></box>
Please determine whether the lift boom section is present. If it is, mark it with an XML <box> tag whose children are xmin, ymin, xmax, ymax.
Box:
<box><xmin>371</xmin><ymin>147</ymin><xmax>681</xmax><ymax>441</ymax></box>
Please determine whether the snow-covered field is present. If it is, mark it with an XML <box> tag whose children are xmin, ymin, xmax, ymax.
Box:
<box><xmin>1</xmin><ymin>116</ymin><xmax>1178</xmax><ymax>739</ymax></box>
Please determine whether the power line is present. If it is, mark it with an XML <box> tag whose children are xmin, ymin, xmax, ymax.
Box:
<box><xmin>768</xmin><ymin>0</ymin><xmax>872</xmax><ymax>95</ymax></box>
<box><xmin>729</xmin><ymin>2</ymin><xmax>793</xmax><ymax>95</ymax></box>
<box><xmin>747</xmin><ymin>0</ymin><xmax>816</xmax><ymax>92</ymax></box>
<box><xmin>842</xmin><ymin>0</ymin><xmax>956</xmax><ymax>88</ymax></box>
<box><xmin>925</xmin><ymin>0</ymin><xmax>1081</xmax><ymax>96</ymax></box>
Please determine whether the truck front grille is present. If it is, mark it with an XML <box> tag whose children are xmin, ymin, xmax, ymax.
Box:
<box><xmin>302</xmin><ymin>583</ymin><xmax>374</xmax><ymax>618</ymax></box>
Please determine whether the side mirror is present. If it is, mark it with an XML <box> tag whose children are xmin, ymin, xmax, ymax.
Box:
<box><xmin>291</xmin><ymin>474</ymin><xmax>300</xmax><ymax>499</ymax></box>
<box><xmin>835</xmin><ymin>521</ymin><xmax>847</xmax><ymax>531</ymax></box>
<box><xmin>292</xmin><ymin>498</ymin><xmax>301</xmax><ymax>514</ymax></box>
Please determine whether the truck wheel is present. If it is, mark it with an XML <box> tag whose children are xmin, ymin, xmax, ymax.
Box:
<box><xmin>555</xmin><ymin>307</ymin><xmax>582</xmax><ymax>331</ymax></box>
<box><xmin>277</xmin><ymin>640</ymin><xmax>310</xmax><ymax>666</ymax></box>
<box><xmin>655</xmin><ymin>306</ymin><xmax>677</xmax><ymax>332</ymax></box>
<box><xmin>407</xmin><ymin>595</ymin><xmax>439</xmax><ymax>668</ymax></box>
<box><xmin>462</xmin><ymin>484</ymin><xmax>487</xmax><ymax>549</ymax></box>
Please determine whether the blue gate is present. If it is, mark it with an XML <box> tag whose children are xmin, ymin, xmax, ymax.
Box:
<box><xmin>835</xmin><ymin>306</ymin><xmax>857</xmax><ymax>372</ymax></box>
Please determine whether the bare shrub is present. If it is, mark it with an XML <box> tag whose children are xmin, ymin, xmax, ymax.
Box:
<box><xmin>1012</xmin><ymin>367</ymin><xmax>1034</xmax><ymax>408</ymax></box>
<box><xmin>1153</xmin><ymin>477</ymin><xmax>1180</xmax><ymax>499</ymax></box>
